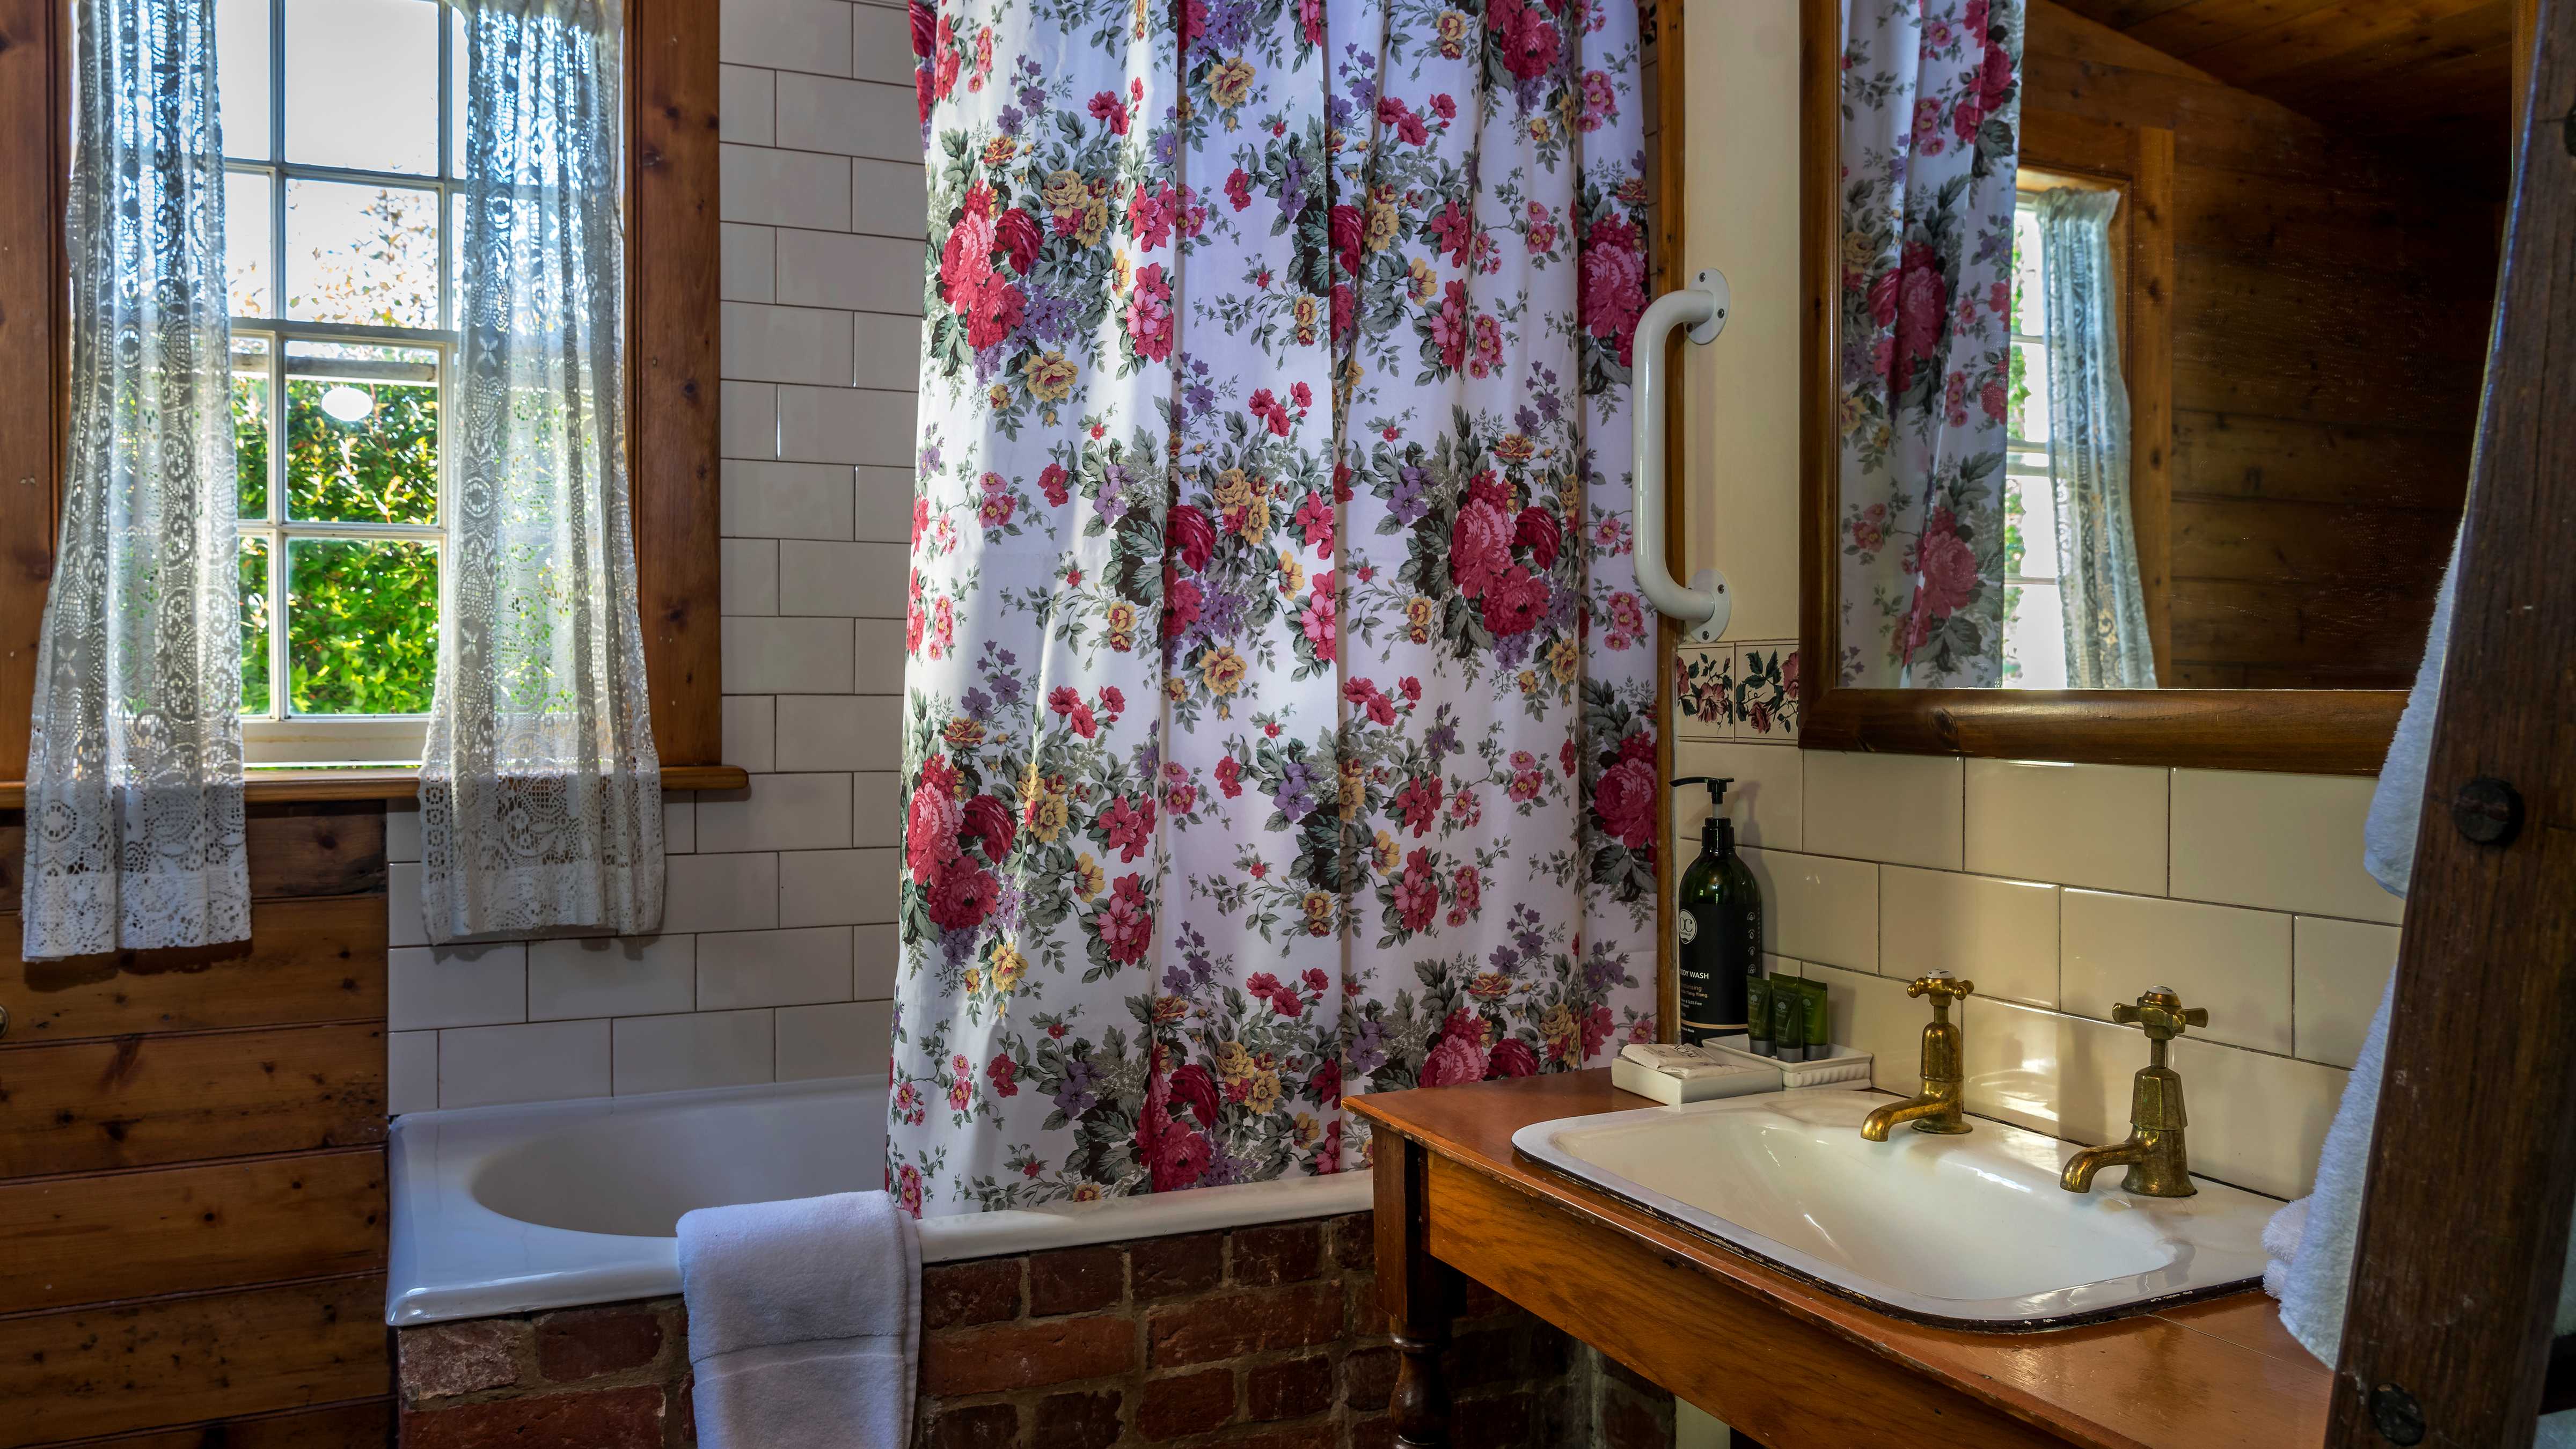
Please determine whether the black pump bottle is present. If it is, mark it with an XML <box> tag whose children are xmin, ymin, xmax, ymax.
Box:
<box><xmin>1672</xmin><ymin>777</ymin><xmax>1763</xmax><ymax>1044</ymax></box>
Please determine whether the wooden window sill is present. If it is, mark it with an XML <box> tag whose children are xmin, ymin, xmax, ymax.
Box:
<box><xmin>0</xmin><ymin>763</ymin><xmax>750</xmax><ymax>809</ymax></box>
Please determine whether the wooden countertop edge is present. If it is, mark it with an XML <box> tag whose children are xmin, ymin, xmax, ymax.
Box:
<box><xmin>1350</xmin><ymin>1075</ymin><xmax>2330</xmax><ymax>1449</ymax></box>
<box><xmin>0</xmin><ymin>764</ymin><xmax>751</xmax><ymax>809</ymax></box>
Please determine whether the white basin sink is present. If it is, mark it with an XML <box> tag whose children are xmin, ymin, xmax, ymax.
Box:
<box><xmin>1512</xmin><ymin>1089</ymin><xmax>2277</xmax><ymax>1327</ymax></box>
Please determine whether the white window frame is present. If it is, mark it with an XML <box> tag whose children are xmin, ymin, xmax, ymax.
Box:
<box><xmin>225</xmin><ymin>0</ymin><xmax>457</xmax><ymax>767</ymax></box>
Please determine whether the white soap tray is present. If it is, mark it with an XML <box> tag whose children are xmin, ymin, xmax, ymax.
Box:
<box><xmin>1701</xmin><ymin>1035</ymin><xmax>1876</xmax><ymax>1090</ymax></box>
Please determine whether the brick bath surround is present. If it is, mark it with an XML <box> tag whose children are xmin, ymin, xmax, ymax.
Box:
<box><xmin>396</xmin><ymin>1211</ymin><xmax>1674</xmax><ymax>1447</ymax></box>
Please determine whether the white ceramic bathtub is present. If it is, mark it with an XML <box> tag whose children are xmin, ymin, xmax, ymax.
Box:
<box><xmin>386</xmin><ymin>1075</ymin><xmax>1372</xmax><ymax>1324</ymax></box>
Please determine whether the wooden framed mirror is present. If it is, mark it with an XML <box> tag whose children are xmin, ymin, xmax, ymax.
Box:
<box><xmin>1795</xmin><ymin>0</ymin><xmax>2524</xmax><ymax>772</ymax></box>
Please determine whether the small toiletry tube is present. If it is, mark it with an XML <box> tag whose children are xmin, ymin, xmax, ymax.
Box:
<box><xmin>1798</xmin><ymin>978</ymin><xmax>1831</xmax><ymax>1062</ymax></box>
<box><xmin>1746</xmin><ymin>974</ymin><xmax>1775</xmax><ymax>1056</ymax></box>
<box><xmin>1769</xmin><ymin>987</ymin><xmax>1806</xmax><ymax>1060</ymax></box>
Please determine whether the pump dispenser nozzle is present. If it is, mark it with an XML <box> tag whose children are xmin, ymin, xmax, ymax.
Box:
<box><xmin>1672</xmin><ymin>776</ymin><xmax>1735</xmax><ymax>850</ymax></box>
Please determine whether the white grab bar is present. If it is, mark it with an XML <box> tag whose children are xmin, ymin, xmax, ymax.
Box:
<box><xmin>1630</xmin><ymin>269</ymin><xmax>1731</xmax><ymax>644</ymax></box>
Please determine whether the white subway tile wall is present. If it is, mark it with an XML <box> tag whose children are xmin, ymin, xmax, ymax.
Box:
<box><xmin>1681</xmin><ymin>731</ymin><xmax>2402</xmax><ymax>1201</ymax></box>
<box><xmin>391</xmin><ymin>0</ymin><xmax>915</xmax><ymax>1110</ymax></box>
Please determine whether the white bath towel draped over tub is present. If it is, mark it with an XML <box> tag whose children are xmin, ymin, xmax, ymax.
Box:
<box><xmin>676</xmin><ymin>1190</ymin><xmax>921</xmax><ymax>1449</ymax></box>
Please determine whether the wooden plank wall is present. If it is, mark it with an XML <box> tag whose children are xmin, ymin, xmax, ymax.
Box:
<box><xmin>2023</xmin><ymin>0</ymin><xmax>2496</xmax><ymax>690</ymax></box>
<box><xmin>0</xmin><ymin>803</ymin><xmax>394</xmax><ymax>1448</ymax></box>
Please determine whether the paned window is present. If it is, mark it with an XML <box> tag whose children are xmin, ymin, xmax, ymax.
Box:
<box><xmin>218</xmin><ymin>0</ymin><xmax>457</xmax><ymax>763</ymax></box>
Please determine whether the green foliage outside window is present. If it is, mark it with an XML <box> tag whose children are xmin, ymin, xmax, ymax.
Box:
<box><xmin>232</xmin><ymin>369</ymin><xmax>443</xmax><ymax>715</ymax></box>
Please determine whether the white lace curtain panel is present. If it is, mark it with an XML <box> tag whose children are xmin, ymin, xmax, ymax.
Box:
<box><xmin>23</xmin><ymin>0</ymin><xmax>251</xmax><ymax>961</ymax></box>
<box><xmin>2036</xmin><ymin>186</ymin><xmax>2157</xmax><ymax>690</ymax></box>
<box><xmin>418</xmin><ymin>0</ymin><xmax>663</xmax><ymax>942</ymax></box>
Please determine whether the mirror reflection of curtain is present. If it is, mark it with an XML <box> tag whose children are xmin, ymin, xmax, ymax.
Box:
<box><xmin>1836</xmin><ymin>0</ymin><xmax>2026</xmax><ymax>687</ymax></box>
<box><xmin>2035</xmin><ymin>188</ymin><xmax>2157</xmax><ymax>689</ymax></box>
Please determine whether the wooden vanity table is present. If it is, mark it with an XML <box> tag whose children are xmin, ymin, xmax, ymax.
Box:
<box><xmin>1352</xmin><ymin>1072</ymin><xmax>2329</xmax><ymax>1448</ymax></box>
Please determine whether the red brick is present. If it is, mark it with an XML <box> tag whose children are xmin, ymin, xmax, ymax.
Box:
<box><xmin>674</xmin><ymin>1374</ymin><xmax>696</xmax><ymax>1447</ymax></box>
<box><xmin>921</xmin><ymin>1314</ymin><xmax>1135</xmax><ymax>1396</ymax></box>
<box><xmin>1230</xmin><ymin>1220</ymin><xmax>1323</xmax><ymax>1286</ymax></box>
<box><xmin>399</xmin><ymin>1319</ymin><xmax>528</xmax><ymax>1404</ymax></box>
<box><xmin>401</xmin><ymin>1386</ymin><xmax>664</xmax><ymax>1449</ymax></box>
<box><xmin>1458</xmin><ymin>1277</ymin><xmax>1512</xmax><ymax>1319</ymax></box>
<box><xmin>924</xmin><ymin>1257</ymin><xmax>1025</xmax><ymax>1329</ymax></box>
<box><xmin>1220</xmin><ymin>1429</ymin><xmax>1345</xmax><ymax>1449</ymax></box>
<box><xmin>1135</xmin><ymin>1366</ymin><xmax>1235</xmax><ymax>1440</ymax></box>
<box><xmin>1037</xmin><ymin>1388</ymin><xmax>1124</xmax><ymax>1449</ymax></box>
<box><xmin>1449</xmin><ymin>1321</ymin><xmax>1554</xmax><ymax>1392</ymax></box>
<box><xmin>536</xmin><ymin>1306</ymin><xmax>664</xmax><ymax>1383</ymax></box>
<box><xmin>1129</xmin><ymin>1231</ymin><xmax>1224</xmax><ymax>1299</ymax></box>
<box><xmin>1325</xmin><ymin>1210</ymin><xmax>1375</xmax><ymax>1269</ymax></box>
<box><xmin>1453</xmin><ymin>1388</ymin><xmax>1537</xmax><ymax>1448</ymax></box>
<box><xmin>1341</xmin><ymin>1344</ymin><xmax>1398</xmax><ymax>1413</ymax></box>
<box><xmin>1348</xmin><ymin>1413</ymin><xmax>1399</xmax><ymax>1449</ymax></box>
<box><xmin>1147</xmin><ymin>1283</ymin><xmax>1342</xmax><ymax>1366</ymax></box>
<box><xmin>1029</xmin><ymin>1245</ymin><xmax>1125</xmax><ymax>1316</ymax></box>
<box><xmin>920</xmin><ymin>1401</ymin><xmax>1019</xmax><ymax>1449</ymax></box>
<box><xmin>1601</xmin><ymin>1381</ymin><xmax>1675</xmax><ymax>1449</ymax></box>
<box><xmin>1245</xmin><ymin>1354</ymin><xmax>1333</xmax><ymax>1421</ymax></box>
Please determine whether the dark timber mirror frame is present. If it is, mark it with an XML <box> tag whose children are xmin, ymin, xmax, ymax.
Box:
<box><xmin>1792</xmin><ymin>0</ymin><xmax>2412</xmax><ymax>774</ymax></box>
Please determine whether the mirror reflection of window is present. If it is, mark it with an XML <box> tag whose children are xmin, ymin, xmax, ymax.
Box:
<box><xmin>2003</xmin><ymin>194</ymin><xmax>2066</xmax><ymax>691</ymax></box>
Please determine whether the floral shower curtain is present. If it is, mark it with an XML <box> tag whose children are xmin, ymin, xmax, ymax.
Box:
<box><xmin>24</xmin><ymin>0</ymin><xmax>250</xmax><ymax>960</ymax></box>
<box><xmin>2036</xmin><ymin>187</ymin><xmax>2155</xmax><ymax>689</ymax></box>
<box><xmin>1834</xmin><ymin>0</ymin><xmax>2025</xmax><ymax>687</ymax></box>
<box><xmin>891</xmin><ymin>0</ymin><xmax>1659</xmax><ymax>1214</ymax></box>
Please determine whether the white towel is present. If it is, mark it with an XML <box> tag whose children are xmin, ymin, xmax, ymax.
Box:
<box><xmin>2266</xmin><ymin>529</ymin><xmax>2576</xmax><ymax>1443</ymax></box>
<box><xmin>678</xmin><ymin>1190</ymin><xmax>920</xmax><ymax>1449</ymax></box>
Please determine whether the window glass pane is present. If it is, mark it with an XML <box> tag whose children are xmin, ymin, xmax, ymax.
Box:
<box><xmin>215</xmin><ymin>0</ymin><xmax>271</xmax><ymax>160</ymax></box>
<box><xmin>450</xmin><ymin>5</ymin><xmax>467</xmax><ymax>177</ymax></box>
<box><xmin>283</xmin><ymin>340</ymin><xmax>439</xmax><ymax>524</ymax></box>
<box><xmin>2010</xmin><ymin>339</ymin><xmax>2051</xmax><ymax>444</ymax></box>
<box><xmin>2011</xmin><ymin>200</ymin><xmax>2045</xmax><ymax>335</ymax></box>
<box><xmin>2012</xmin><ymin>470</ymin><xmax>2063</xmax><ymax>581</ymax></box>
<box><xmin>285</xmin><ymin>180</ymin><xmax>440</xmax><ymax>326</ymax></box>
<box><xmin>2002</xmin><ymin>581</ymin><xmax>2067</xmax><ymax>690</ymax></box>
<box><xmin>239</xmin><ymin>537</ymin><xmax>272</xmax><ymax>715</ymax></box>
<box><xmin>232</xmin><ymin>337</ymin><xmax>272</xmax><ymax>518</ymax></box>
<box><xmin>225</xmin><ymin>171</ymin><xmax>274</xmax><ymax>317</ymax></box>
<box><xmin>283</xmin><ymin>0</ymin><xmax>439</xmax><ymax>175</ymax></box>
<box><xmin>287</xmin><ymin>538</ymin><xmax>439</xmax><ymax>714</ymax></box>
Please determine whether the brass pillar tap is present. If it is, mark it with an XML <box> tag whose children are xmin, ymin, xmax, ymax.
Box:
<box><xmin>2061</xmin><ymin>987</ymin><xmax>2209</xmax><ymax>1197</ymax></box>
<box><xmin>1860</xmin><ymin>975</ymin><xmax>1975</xmax><ymax>1140</ymax></box>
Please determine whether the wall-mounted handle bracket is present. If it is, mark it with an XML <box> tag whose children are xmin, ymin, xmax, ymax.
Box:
<box><xmin>1632</xmin><ymin>269</ymin><xmax>1732</xmax><ymax>644</ymax></box>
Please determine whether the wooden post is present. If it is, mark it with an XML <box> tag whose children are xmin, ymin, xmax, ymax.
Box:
<box><xmin>2326</xmin><ymin>1</ymin><xmax>2576</xmax><ymax>1443</ymax></box>
<box><xmin>1375</xmin><ymin>1135</ymin><xmax>1455</xmax><ymax>1448</ymax></box>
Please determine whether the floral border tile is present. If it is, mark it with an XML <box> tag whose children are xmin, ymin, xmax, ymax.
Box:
<box><xmin>1675</xmin><ymin>644</ymin><xmax>1735</xmax><ymax>738</ymax></box>
<box><xmin>1733</xmin><ymin>642</ymin><xmax>1800</xmax><ymax>742</ymax></box>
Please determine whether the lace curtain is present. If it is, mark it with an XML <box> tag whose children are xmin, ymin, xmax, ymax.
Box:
<box><xmin>2037</xmin><ymin>187</ymin><xmax>2157</xmax><ymax>689</ymax></box>
<box><xmin>1834</xmin><ymin>0</ymin><xmax>2026</xmax><ymax>686</ymax></box>
<box><xmin>419</xmin><ymin>0</ymin><xmax>661</xmax><ymax>942</ymax></box>
<box><xmin>23</xmin><ymin>0</ymin><xmax>250</xmax><ymax>961</ymax></box>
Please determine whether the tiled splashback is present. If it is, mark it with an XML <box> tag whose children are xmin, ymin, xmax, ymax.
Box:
<box><xmin>384</xmin><ymin>0</ymin><xmax>915</xmax><ymax>1114</ymax></box>
<box><xmin>1674</xmin><ymin>642</ymin><xmax>2390</xmax><ymax>1202</ymax></box>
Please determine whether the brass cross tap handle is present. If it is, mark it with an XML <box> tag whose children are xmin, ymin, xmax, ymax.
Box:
<box><xmin>1861</xmin><ymin>974</ymin><xmax>1975</xmax><ymax>1140</ymax></box>
<box><xmin>2109</xmin><ymin>987</ymin><xmax>2207</xmax><ymax>1042</ymax></box>
<box><xmin>2062</xmin><ymin>988</ymin><xmax>2212</xmax><ymax>1196</ymax></box>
